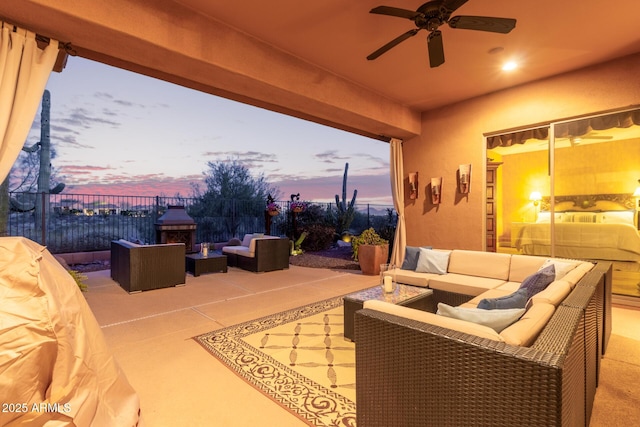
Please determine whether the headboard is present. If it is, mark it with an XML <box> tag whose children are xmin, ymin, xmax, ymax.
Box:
<box><xmin>540</xmin><ymin>193</ymin><xmax>635</xmax><ymax>212</ymax></box>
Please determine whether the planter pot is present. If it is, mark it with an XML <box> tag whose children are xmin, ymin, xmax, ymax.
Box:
<box><xmin>358</xmin><ymin>244</ymin><xmax>389</xmax><ymax>275</ymax></box>
<box><xmin>268</xmin><ymin>210</ymin><xmax>279</xmax><ymax>217</ymax></box>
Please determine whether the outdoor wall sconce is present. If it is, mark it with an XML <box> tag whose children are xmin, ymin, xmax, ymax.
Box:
<box><xmin>458</xmin><ymin>164</ymin><xmax>471</xmax><ymax>194</ymax></box>
<box><xmin>409</xmin><ymin>172</ymin><xmax>419</xmax><ymax>200</ymax></box>
<box><xmin>431</xmin><ymin>177</ymin><xmax>442</xmax><ymax>204</ymax></box>
<box><xmin>529</xmin><ymin>191</ymin><xmax>542</xmax><ymax>206</ymax></box>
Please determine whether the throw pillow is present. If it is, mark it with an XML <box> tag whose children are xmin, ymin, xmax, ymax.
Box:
<box><xmin>539</xmin><ymin>259</ymin><xmax>576</xmax><ymax>280</ymax></box>
<box><xmin>518</xmin><ymin>264</ymin><xmax>555</xmax><ymax>300</ymax></box>
<box><xmin>400</xmin><ymin>245</ymin><xmax>433</xmax><ymax>270</ymax></box>
<box><xmin>436</xmin><ymin>303</ymin><xmax>525</xmax><ymax>333</ymax></box>
<box><xmin>477</xmin><ymin>288</ymin><xmax>528</xmax><ymax>310</ymax></box>
<box><xmin>227</xmin><ymin>238</ymin><xmax>242</xmax><ymax>246</ymax></box>
<box><xmin>415</xmin><ymin>248</ymin><xmax>450</xmax><ymax>274</ymax></box>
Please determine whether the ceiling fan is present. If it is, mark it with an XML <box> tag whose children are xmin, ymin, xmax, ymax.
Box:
<box><xmin>367</xmin><ymin>0</ymin><xmax>517</xmax><ymax>68</ymax></box>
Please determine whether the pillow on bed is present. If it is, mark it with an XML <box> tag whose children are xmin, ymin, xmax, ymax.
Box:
<box><xmin>536</xmin><ymin>211</ymin><xmax>564</xmax><ymax>223</ymax></box>
<box><xmin>597</xmin><ymin>210</ymin><xmax>634</xmax><ymax>225</ymax></box>
<box><xmin>567</xmin><ymin>212</ymin><xmax>596</xmax><ymax>223</ymax></box>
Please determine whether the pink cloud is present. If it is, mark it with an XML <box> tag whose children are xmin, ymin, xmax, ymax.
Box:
<box><xmin>61</xmin><ymin>172</ymin><xmax>393</xmax><ymax>205</ymax></box>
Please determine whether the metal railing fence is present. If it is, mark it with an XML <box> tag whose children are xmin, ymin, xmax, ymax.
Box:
<box><xmin>2</xmin><ymin>192</ymin><xmax>394</xmax><ymax>254</ymax></box>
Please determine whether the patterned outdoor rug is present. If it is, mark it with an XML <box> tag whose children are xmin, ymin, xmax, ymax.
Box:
<box><xmin>194</xmin><ymin>297</ymin><xmax>356</xmax><ymax>427</ymax></box>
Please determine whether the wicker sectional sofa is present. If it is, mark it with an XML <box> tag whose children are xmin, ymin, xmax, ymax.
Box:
<box><xmin>222</xmin><ymin>233</ymin><xmax>290</xmax><ymax>272</ymax></box>
<box><xmin>356</xmin><ymin>249</ymin><xmax>612</xmax><ymax>427</ymax></box>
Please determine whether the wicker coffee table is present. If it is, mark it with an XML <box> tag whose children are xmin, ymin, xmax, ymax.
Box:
<box><xmin>343</xmin><ymin>284</ymin><xmax>433</xmax><ymax>341</ymax></box>
<box><xmin>185</xmin><ymin>253</ymin><xmax>227</xmax><ymax>276</ymax></box>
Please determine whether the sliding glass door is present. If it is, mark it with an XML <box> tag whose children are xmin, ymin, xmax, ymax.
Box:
<box><xmin>486</xmin><ymin>127</ymin><xmax>551</xmax><ymax>257</ymax></box>
<box><xmin>487</xmin><ymin>108</ymin><xmax>640</xmax><ymax>299</ymax></box>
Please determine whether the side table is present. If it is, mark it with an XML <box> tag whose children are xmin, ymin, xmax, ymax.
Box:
<box><xmin>186</xmin><ymin>253</ymin><xmax>227</xmax><ymax>276</ymax></box>
<box><xmin>343</xmin><ymin>284</ymin><xmax>433</xmax><ymax>342</ymax></box>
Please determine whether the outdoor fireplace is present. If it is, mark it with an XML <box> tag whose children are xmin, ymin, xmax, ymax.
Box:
<box><xmin>155</xmin><ymin>205</ymin><xmax>197</xmax><ymax>253</ymax></box>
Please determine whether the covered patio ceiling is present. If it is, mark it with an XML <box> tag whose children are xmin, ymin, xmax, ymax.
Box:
<box><xmin>2</xmin><ymin>0</ymin><xmax>640</xmax><ymax>141</ymax></box>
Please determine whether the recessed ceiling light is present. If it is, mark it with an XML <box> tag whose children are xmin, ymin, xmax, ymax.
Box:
<box><xmin>502</xmin><ymin>61</ymin><xmax>518</xmax><ymax>71</ymax></box>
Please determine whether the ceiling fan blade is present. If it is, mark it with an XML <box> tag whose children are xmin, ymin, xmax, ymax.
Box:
<box><xmin>367</xmin><ymin>28</ymin><xmax>420</xmax><ymax>60</ymax></box>
<box><xmin>369</xmin><ymin>6</ymin><xmax>421</xmax><ymax>20</ymax></box>
<box><xmin>427</xmin><ymin>30</ymin><xmax>445</xmax><ymax>68</ymax></box>
<box><xmin>441</xmin><ymin>0</ymin><xmax>470</xmax><ymax>14</ymax></box>
<box><xmin>448</xmin><ymin>16</ymin><xmax>516</xmax><ymax>33</ymax></box>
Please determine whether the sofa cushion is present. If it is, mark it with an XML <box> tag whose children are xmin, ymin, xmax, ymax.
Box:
<box><xmin>436</xmin><ymin>303</ymin><xmax>525</xmax><ymax>333</ymax></box>
<box><xmin>529</xmin><ymin>280</ymin><xmax>572</xmax><ymax>307</ymax></box>
<box><xmin>384</xmin><ymin>268</ymin><xmax>435</xmax><ymax>287</ymax></box>
<box><xmin>428</xmin><ymin>273</ymin><xmax>506</xmax><ymax>296</ymax></box>
<box><xmin>447</xmin><ymin>250</ymin><xmax>511</xmax><ymax>280</ymax></box>
<box><xmin>495</xmin><ymin>281</ymin><xmax>521</xmax><ymax>293</ymax></box>
<box><xmin>499</xmin><ymin>302</ymin><xmax>555</xmax><ymax>346</ymax></box>
<box><xmin>560</xmin><ymin>263</ymin><xmax>593</xmax><ymax>287</ymax></box>
<box><xmin>415</xmin><ymin>248</ymin><xmax>450</xmax><ymax>274</ymax></box>
<box><xmin>477</xmin><ymin>288</ymin><xmax>528</xmax><ymax>310</ymax></box>
<box><xmin>464</xmin><ymin>289</ymin><xmax>515</xmax><ymax>308</ymax></box>
<box><xmin>222</xmin><ymin>246</ymin><xmax>253</xmax><ymax>257</ymax></box>
<box><xmin>364</xmin><ymin>300</ymin><xmax>503</xmax><ymax>342</ymax></box>
<box><xmin>518</xmin><ymin>265</ymin><xmax>555</xmax><ymax>299</ymax></box>
<box><xmin>241</xmin><ymin>234</ymin><xmax>254</xmax><ymax>247</ymax></box>
<box><xmin>401</xmin><ymin>245</ymin><xmax>432</xmax><ymax>270</ymax></box>
<box><xmin>508</xmin><ymin>255</ymin><xmax>547</xmax><ymax>282</ymax></box>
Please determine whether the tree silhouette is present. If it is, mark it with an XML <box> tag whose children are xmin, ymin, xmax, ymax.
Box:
<box><xmin>190</xmin><ymin>158</ymin><xmax>280</xmax><ymax>237</ymax></box>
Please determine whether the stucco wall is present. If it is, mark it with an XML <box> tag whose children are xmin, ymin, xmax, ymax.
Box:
<box><xmin>403</xmin><ymin>52</ymin><xmax>640</xmax><ymax>250</ymax></box>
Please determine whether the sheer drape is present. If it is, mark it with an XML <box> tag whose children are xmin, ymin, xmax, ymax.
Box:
<box><xmin>390</xmin><ymin>138</ymin><xmax>406</xmax><ymax>266</ymax></box>
<box><xmin>0</xmin><ymin>22</ymin><xmax>59</xmax><ymax>182</ymax></box>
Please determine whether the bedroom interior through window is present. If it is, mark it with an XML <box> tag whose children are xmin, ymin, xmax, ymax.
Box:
<box><xmin>486</xmin><ymin>108</ymin><xmax>640</xmax><ymax>302</ymax></box>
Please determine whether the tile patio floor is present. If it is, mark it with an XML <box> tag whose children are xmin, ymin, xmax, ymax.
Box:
<box><xmin>83</xmin><ymin>265</ymin><xmax>640</xmax><ymax>426</ymax></box>
<box><xmin>83</xmin><ymin>265</ymin><xmax>378</xmax><ymax>426</ymax></box>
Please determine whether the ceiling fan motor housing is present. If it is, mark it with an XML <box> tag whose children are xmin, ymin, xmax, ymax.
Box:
<box><xmin>416</xmin><ymin>2</ymin><xmax>445</xmax><ymax>30</ymax></box>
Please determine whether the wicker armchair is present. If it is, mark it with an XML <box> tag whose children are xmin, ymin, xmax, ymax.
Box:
<box><xmin>354</xmin><ymin>262</ymin><xmax>611</xmax><ymax>427</ymax></box>
<box><xmin>110</xmin><ymin>240</ymin><xmax>186</xmax><ymax>293</ymax></box>
<box><xmin>224</xmin><ymin>237</ymin><xmax>290</xmax><ymax>272</ymax></box>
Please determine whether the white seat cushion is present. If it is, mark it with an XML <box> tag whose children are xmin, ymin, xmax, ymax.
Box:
<box><xmin>364</xmin><ymin>300</ymin><xmax>503</xmax><ymax>342</ymax></box>
<box><xmin>428</xmin><ymin>273</ymin><xmax>506</xmax><ymax>296</ymax></box>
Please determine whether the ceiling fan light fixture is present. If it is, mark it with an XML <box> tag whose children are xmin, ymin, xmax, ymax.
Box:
<box><xmin>502</xmin><ymin>61</ymin><xmax>518</xmax><ymax>71</ymax></box>
<box><xmin>367</xmin><ymin>1</ymin><xmax>517</xmax><ymax>67</ymax></box>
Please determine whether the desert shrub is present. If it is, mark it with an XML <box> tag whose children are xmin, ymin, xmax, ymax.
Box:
<box><xmin>301</xmin><ymin>224</ymin><xmax>335</xmax><ymax>251</ymax></box>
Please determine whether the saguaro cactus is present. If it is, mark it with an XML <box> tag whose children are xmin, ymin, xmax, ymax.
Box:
<box><xmin>11</xmin><ymin>90</ymin><xmax>64</xmax><ymax>216</ymax></box>
<box><xmin>335</xmin><ymin>163</ymin><xmax>357</xmax><ymax>234</ymax></box>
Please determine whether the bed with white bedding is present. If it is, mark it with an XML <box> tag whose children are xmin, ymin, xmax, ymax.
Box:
<box><xmin>514</xmin><ymin>195</ymin><xmax>640</xmax><ymax>262</ymax></box>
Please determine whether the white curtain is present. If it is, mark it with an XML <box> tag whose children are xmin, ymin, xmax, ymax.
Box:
<box><xmin>390</xmin><ymin>137</ymin><xmax>406</xmax><ymax>266</ymax></box>
<box><xmin>0</xmin><ymin>22</ymin><xmax>59</xmax><ymax>182</ymax></box>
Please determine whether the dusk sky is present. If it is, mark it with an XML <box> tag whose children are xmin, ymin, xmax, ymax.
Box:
<box><xmin>20</xmin><ymin>56</ymin><xmax>393</xmax><ymax>205</ymax></box>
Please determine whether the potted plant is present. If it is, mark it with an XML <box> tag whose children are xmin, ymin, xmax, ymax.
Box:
<box><xmin>290</xmin><ymin>200</ymin><xmax>306</xmax><ymax>213</ymax></box>
<box><xmin>351</xmin><ymin>227</ymin><xmax>389</xmax><ymax>275</ymax></box>
<box><xmin>266</xmin><ymin>194</ymin><xmax>280</xmax><ymax>216</ymax></box>
<box><xmin>266</xmin><ymin>202</ymin><xmax>280</xmax><ymax>216</ymax></box>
